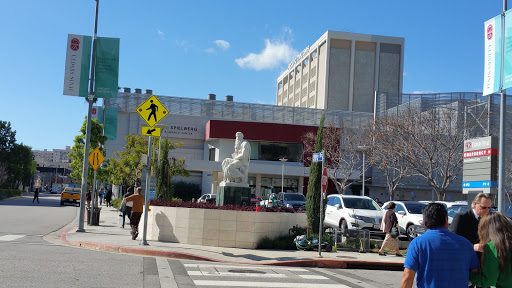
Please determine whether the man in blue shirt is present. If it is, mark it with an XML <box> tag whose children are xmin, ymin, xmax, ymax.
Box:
<box><xmin>400</xmin><ymin>203</ymin><xmax>479</xmax><ymax>288</ymax></box>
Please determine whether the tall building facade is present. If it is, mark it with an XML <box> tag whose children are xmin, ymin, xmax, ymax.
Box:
<box><xmin>276</xmin><ymin>30</ymin><xmax>404</xmax><ymax>113</ymax></box>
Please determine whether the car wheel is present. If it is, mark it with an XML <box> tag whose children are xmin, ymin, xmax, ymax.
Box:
<box><xmin>340</xmin><ymin>219</ymin><xmax>348</xmax><ymax>235</ymax></box>
<box><xmin>60</xmin><ymin>200</ymin><xmax>64</xmax><ymax>206</ymax></box>
<box><xmin>406</xmin><ymin>225</ymin><xmax>416</xmax><ymax>241</ymax></box>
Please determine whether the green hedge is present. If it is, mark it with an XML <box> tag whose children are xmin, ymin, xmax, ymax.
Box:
<box><xmin>0</xmin><ymin>189</ymin><xmax>22</xmax><ymax>200</ymax></box>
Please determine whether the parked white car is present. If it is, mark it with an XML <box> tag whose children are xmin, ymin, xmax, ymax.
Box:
<box><xmin>197</xmin><ymin>194</ymin><xmax>216</xmax><ymax>203</ymax></box>
<box><xmin>324</xmin><ymin>195</ymin><xmax>383</xmax><ymax>234</ymax></box>
<box><xmin>382</xmin><ymin>201</ymin><xmax>427</xmax><ymax>240</ymax></box>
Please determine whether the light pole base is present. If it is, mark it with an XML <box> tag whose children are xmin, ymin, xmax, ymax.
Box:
<box><xmin>317</xmin><ymin>254</ymin><xmax>323</xmax><ymax>258</ymax></box>
<box><xmin>76</xmin><ymin>228</ymin><xmax>86</xmax><ymax>233</ymax></box>
<box><xmin>140</xmin><ymin>240</ymin><xmax>149</xmax><ymax>246</ymax></box>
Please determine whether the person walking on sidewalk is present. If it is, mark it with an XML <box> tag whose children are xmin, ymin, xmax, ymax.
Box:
<box><xmin>86</xmin><ymin>190</ymin><xmax>91</xmax><ymax>208</ymax></box>
<box><xmin>400</xmin><ymin>203</ymin><xmax>479</xmax><ymax>288</ymax></box>
<box><xmin>98</xmin><ymin>188</ymin><xmax>104</xmax><ymax>206</ymax></box>
<box><xmin>124</xmin><ymin>187</ymin><xmax>145</xmax><ymax>240</ymax></box>
<box><xmin>105</xmin><ymin>189</ymin><xmax>112</xmax><ymax>207</ymax></box>
<box><xmin>379</xmin><ymin>202</ymin><xmax>401</xmax><ymax>256</ymax></box>
<box><xmin>32</xmin><ymin>188</ymin><xmax>39</xmax><ymax>203</ymax></box>
<box><xmin>120</xmin><ymin>187</ymin><xmax>133</xmax><ymax>228</ymax></box>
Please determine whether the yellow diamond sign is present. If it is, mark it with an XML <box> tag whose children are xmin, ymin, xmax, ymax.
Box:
<box><xmin>136</xmin><ymin>95</ymin><xmax>169</xmax><ymax>127</ymax></box>
<box><xmin>88</xmin><ymin>148</ymin><xmax>104</xmax><ymax>170</ymax></box>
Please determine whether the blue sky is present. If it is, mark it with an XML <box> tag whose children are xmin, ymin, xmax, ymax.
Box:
<box><xmin>0</xmin><ymin>0</ymin><xmax>504</xmax><ymax>151</ymax></box>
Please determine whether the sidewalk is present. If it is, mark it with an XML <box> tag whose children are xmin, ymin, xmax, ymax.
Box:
<box><xmin>62</xmin><ymin>205</ymin><xmax>405</xmax><ymax>270</ymax></box>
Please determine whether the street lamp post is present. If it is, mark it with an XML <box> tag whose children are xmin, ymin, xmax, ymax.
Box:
<box><xmin>358</xmin><ymin>146</ymin><xmax>369</xmax><ymax>196</ymax></box>
<box><xmin>279</xmin><ymin>157</ymin><xmax>288</xmax><ymax>193</ymax></box>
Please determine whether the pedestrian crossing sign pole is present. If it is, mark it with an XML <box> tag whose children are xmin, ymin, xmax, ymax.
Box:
<box><xmin>135</xmin><ymin>95</ymin><xmax>169</xmax><ymax>246</ymax></box>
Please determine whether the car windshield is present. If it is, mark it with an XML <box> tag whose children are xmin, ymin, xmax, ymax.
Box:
<box><xmin>404</xmin><ymin>202</ymin><xmax>427</xmax><ymax>214</ymax></box>
<box><xmin>343</xmin><ymin>197</ymin><xmax>381</xmax><ymax>210</ymax></box>
<box><xmin>447</xmin><ymin>205</ymin><xmax>468</xmax><ymax>218</ymax></box>
<box><xmin>284</xmin><ymin>194</ymin><xmax>306</xmax><ymax>201</ymax></box>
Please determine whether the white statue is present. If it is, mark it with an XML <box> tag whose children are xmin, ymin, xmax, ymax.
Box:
<box><xmin>221</xmin><ymin>132</ymin><xmax>251</xmax><ymax>185</ymax></box>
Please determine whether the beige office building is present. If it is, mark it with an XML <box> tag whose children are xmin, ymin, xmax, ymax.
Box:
<box><xmin>276</xmin><ymin>30</ymin><xmax>404</xmax><ymax>112</ymax></box>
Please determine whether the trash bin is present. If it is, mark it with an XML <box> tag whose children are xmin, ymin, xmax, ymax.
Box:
<box><xmin>86</xmin><ymin>207</ymin><xmax>101</xmax><ymax>226</ymax></box>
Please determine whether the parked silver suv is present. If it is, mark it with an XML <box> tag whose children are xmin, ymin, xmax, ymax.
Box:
<box><xmin>276</xmin><ymin>192</ymin><xmax>306</xmax><ymax>210</ymax></box>
<box><xmin>324</xmin><ymin>195</ymin><xmax>383</xmax><ymax>234</ymax></box>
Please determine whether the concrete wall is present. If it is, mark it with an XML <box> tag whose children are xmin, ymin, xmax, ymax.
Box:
<box><xmin>147</xmin><ymin>206</ymin><xmax>307</xmax><ymax>249</ymax></box>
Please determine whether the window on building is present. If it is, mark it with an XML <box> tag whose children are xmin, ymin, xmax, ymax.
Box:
<box><xmin>208</xmin><ymin>148</ymin><xmax>216</xmax><ymax>161</ymax></box>
<box><xmin>248</xmin><ymin>141</ymin><xmax>303</xmax><ymax>162</ymax></box>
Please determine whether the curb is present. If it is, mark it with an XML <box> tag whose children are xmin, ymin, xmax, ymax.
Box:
<box><xmin>61</xmin><ymin>225</ymin><xmax>404</xmax><ymax>270</ymax></box>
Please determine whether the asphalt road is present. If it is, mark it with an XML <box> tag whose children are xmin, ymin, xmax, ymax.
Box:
<box><xmin>0</xmin><ymin>193</ymin><xmax>411</xmax><ymax>288</ymax></box>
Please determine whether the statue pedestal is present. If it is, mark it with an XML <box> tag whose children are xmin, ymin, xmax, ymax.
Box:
<box><xmin>216</xmin><ymin>185</ymin><xmax>251</xmax><ymax>206</ymax></box>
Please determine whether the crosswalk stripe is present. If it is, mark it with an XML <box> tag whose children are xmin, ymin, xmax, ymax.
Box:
<box><xmin>313</xmin><ymin>268</ymin><xmax>379</xmax><ymax>288</ymax></box>
<box><xmin>184</xmin><ymin>263</ymin><xmax>307</xmax><ymax>272</ymax></box>
<box><xmin>156</xmin><ymin>258</ymin><xmax>178</xmax><ymax>288</ymax></box>
<box><xmin>299</xmin><ymin>274</ymin><xmax>328</xmax><ymax>279</ymax></box>
<box><xmin>193</xmin><ymin>280</ymin><xmax>350</xmax><ymax>287</ymax></box>
<box><xmin>0</xmin><ymin>235</ymin><xmax>25</xmax><ymax>241</ymax></box>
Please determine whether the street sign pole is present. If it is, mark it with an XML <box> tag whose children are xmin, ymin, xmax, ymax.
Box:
<box><xmin>141</xmin><ymin>136</ymin><xmax>152</xmax><ymax>246</ymax></box>
<box><xmin>318</xmin><ymin>150</ymin><xmax>324</xmax><ymax>258</ymax></box>
<box><xmin>498</xmin><ymin>0</ymin><xmax>507</xmax><ymax>213</ymax></box>
<box><xmin>77</xmin><ymin>0</ymin><xmax>100</xmax><ymax>232</ymax></box>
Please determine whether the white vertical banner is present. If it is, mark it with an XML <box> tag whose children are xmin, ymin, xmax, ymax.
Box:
<box><xmin>483</xmin><ymin>15</ymin><xmax>502</xmax><ymax>96</ymax></box>
<box><xmin>63</xmin><ymin>34</ymin><xmax>92</xmax><ymax>97</ymax></box>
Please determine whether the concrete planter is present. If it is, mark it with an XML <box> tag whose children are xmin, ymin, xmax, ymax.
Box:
<box><xmin>147</xmin><ymin>206</ymin><xmax>307</xmax><ymax>249</ymax></box>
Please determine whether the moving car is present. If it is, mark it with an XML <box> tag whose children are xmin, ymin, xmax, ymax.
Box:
<box><xmin>276</xmin><ymin>192</ymin><xmax>306</xmax><ymax>210</ymax></box>
<box><xmin>324</xmin><ymin>195</ymin><xmax>383</xmax><ymax>234</ymax></box>
<box><xmin>381</xmin><ymin>201</ymin><xmax>427</xmax><ymax>240</ymax></box>
<box><xmin>60</xmin><ymin>187</ymin><xmax>81</xmax><ymax>206</ymax></box>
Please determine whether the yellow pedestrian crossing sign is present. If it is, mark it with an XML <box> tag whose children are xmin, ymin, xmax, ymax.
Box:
<box><xmin>88</xmin><ymin>148</ymin><xmax>104</xmax><ymax>170</ymax></box>
<box><xmin>141</xmin><ymin>126</ymin><xmax>161</xmax><ymax>137</ymax></box>
<box><xmin>136</xmin><ymin>95</ymin><xmax>169</xmax><ymax>127</ymax></box>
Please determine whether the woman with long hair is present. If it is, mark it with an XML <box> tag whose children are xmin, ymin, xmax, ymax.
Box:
<box><xmin>378</xmin><ymin>202</ymin><xmax>401</xmax><ymax>256</ymax></box>
<box><xmin>470</xmin><ymin>212</ymin><xmax>512</xmax><ymax>287</ymax></box>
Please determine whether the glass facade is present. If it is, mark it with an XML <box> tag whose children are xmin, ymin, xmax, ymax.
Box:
<box><xmin>249</xmin><ymin>141</ymin><xmax>303</xmax><ymax>162</ymax></box>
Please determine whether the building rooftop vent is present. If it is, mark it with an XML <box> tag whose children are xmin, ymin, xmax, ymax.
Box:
<box><xmin>123</xmin><ymin>88</ymin><xmax>131</xmax><ymax>93</ymax></box>
<box><xmin>134</xmin><ymin>88</ymin><xmax>142</xmax><ymax>94</ymax></box>
<box><xmin>207</xmin><ymin>94</ymin><xmax>216</xmax><ymax>100</ymax></box>
<box><xmin>145</xmin><ymin>89</ymin><xmax>153</xmax><ymax>95</ymax></box>
<box><xmin>225</xmin><ymin>95</ymin><xmax>233</xmax><ymax>102</ymax></box>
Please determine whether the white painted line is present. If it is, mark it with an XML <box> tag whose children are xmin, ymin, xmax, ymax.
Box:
<box><xmin>191</xmin><ymin>271</ymin><xmax>286</xmax><ymax>278</ymax></box>
<box><xmin>193</xmin><ymin>280</ymin><xmax>349</xmax><ymax>287</ymax></box>
<box><xmin>183</xmin><ymin>263</ymin><xmax>307</xmax><ymax>272</ymax></box>
<box><xmin>156</xmin><ymin>257</ymin><xmax>178</xmax><ymax>288</ymax></box>
<box><xmin>187</xmin><ymin>271</ymin><xmax>202</xmax><ymax>276</ymax></box>
<box><xmin>299</xmin><ymin>274</ymin><xmax>328</xmax><ymax>279</ymax></box>
<box><xmin>313</xmin><ymin>268</ymin><xmax>379</xmax><ymax>288</ymax></box>
<box><xmin>0</xmin><ymin>235</ymin><xmax>25</xmax><ymax>241</ymax></box>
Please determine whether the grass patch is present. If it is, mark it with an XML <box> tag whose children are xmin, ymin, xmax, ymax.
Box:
<box><xmin>0</xmin><ymin>189</ymin><xmax>22</xmax><ymax>200</ymax></box>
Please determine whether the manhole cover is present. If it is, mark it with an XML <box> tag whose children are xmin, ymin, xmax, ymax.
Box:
<box><xmin>228</xmin><ymin>269</ymin><xmax>266</xmax><ymax>274</ymax></box>
<box><xmin>336</xmin><ymin>255</ymin><xmax>357</xmax><ymax>259</ymax></box>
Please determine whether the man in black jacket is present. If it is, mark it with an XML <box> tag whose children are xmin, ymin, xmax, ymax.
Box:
<box><xmin>449</xmin><ymin>193</ymin><xmax>492</xmax><ymax>252</ymax></box>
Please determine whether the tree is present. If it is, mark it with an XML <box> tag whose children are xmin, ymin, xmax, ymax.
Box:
<box><xmin>373</xmin><ymin>104</ymin><xmax>485</xmax><ymax>200</ymax></box>
<box><xmin>155</xmin><ymin>139</ymin><xmax>188</xmax><ymax>200</ymax></box>
<box><xmin>0</xmin><ymin>121</ymin><xmax>16</xmax><ymax>186</ymax></box>
<box><xmin>6</xmin><ymin>143</ymin><xmax>34</xmax><ymax>189</ymax></box>
<box><xmin>371</xmin><ymin>118</ymin><xmax>411</xmax><ymax>201</ymax></box>
<box><xmin>68</xmin><ymin>118</ymin><xmax>107</xmax><ymax>188</ymax></box>
<box><xmin>303</xmin><ymin>122</ymin><xmax>372</xmax><ymax>194</ymax></box>
<box><xmin>107</xmin><ymin>134</ymin><xmax>148</xmax><ymax>188</ymax></box>
<box><xmin>306</xmin><ymin>113</ymin><xmax>325</xmax><ymax>235</ymax></box>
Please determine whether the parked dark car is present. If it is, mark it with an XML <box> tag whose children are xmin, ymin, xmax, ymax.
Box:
<box><xmin>276</xmin><ymin>192</ymin><xmax>306</xmax><ymax>210</ymax></box>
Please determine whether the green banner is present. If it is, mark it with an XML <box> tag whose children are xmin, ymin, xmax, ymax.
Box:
<box><xmin>94</xmin><ymin>37</ymin><xmax>120</xmax><ymax>98</ymax></box>
<box><xmin>103</xmin><ymin>107</ymin><xmax>118</xmax><ymax>140</ymax></box>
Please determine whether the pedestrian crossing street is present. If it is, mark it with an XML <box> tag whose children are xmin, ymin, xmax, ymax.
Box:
<box><xmin>154</xmin><ymin>258</ymin><xmax>383</xmax><ymax>288</ymax></box>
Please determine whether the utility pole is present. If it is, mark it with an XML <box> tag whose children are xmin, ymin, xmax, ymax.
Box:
<box><xmin>77</xmin><ymin>0</ymin><xmax>99</xmax><ymax>232</ymax></box>
<box><xmin>498</xmin><ymin>0</ymin><xmax>507</xmax><ymax>213</ymax></box>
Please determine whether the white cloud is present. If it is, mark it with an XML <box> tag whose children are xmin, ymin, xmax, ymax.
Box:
<box><xmin>157</xmin><ymin>29</ymin><xmax>165</xmax><ymax>39</ymax></box>
<box><xmin>235</xmin><ymin>40</ymin><xmax>298</xmax><ymax>71</ymax></box>
<box><xmin>205</xmin><ymin>47</ymin><xmax>216</xmax><ymax>54</ymax></box>
<box><xmin>214</xmin><ymin>40</ymin><xmax>230</xmax><ymax>50</ymax></box>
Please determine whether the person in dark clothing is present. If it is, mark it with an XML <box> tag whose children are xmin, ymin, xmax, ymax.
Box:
<box><xmin>86</xmin><ymin>190</ymin><xmax>91</xmax><ymax>207</ymax></box>
<box><xmin>120</xmin><ymin>187</ymin><xmax>133</xmax><ymax>228</ymax></box>
<box><xmin>32</xmin><ymin>188</ymin><xmax>39</xmax><ymax>203</ymax></box>
<box><xmin>450</xmin><ymin>193</ymin><xmax>492</xmax><ymax>251</ymax></box>
<box><xmin>105</xmin><ymin>190</ymin><xmax>112</xmax><ymax>207</ymax></box>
